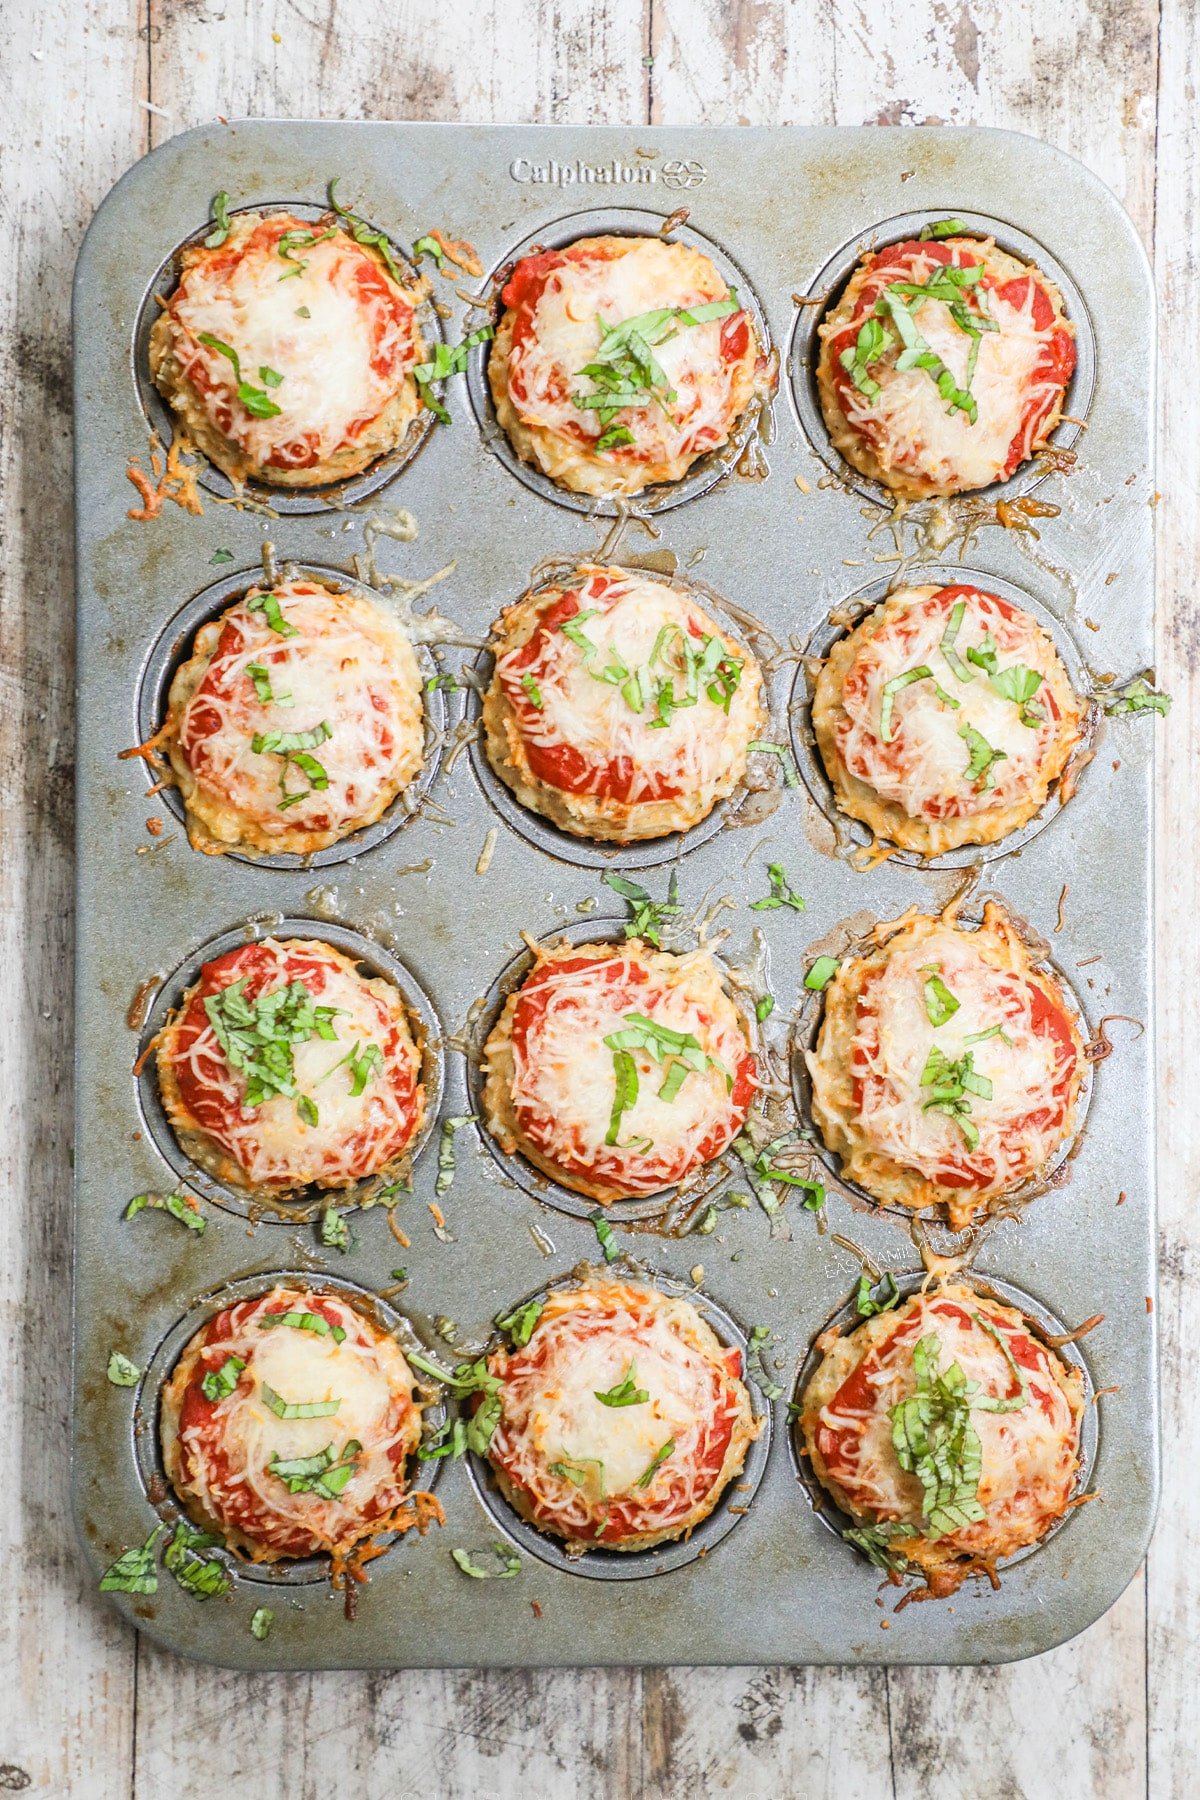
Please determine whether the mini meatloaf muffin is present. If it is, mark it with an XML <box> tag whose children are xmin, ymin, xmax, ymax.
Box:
<box><xmin>812</xmin><ymin>581</ymin><xmax>1083</xmax><ymax>856</ymax></box>
<box><xmin>155</xmin><ymin>937</ymin><xmax>426</xmax><ymax>1197</ymax></box>
<box><xmin>817</xmin><ymin>230</ymin><xmax>1075</xmax><ymax>499</ymax></box>
<box><xmin>798</xmin><ymin>1281</ymin><xmax>1084</xmax><ymax>1596</ymax></box>
<box><xmin>161</xmin><ymin>575</ymin><xmax>425</xmax><ymax>858</ymax></box>
<box><xmin>149</xmin><ymin>208</ymin><xmax>428</xmax><ymax>487</ymax></box>
<box><xmin>480</xmin><ymin>1274</ymin><xmax>759</xmax><ymax>1552</ymax></box>
<box><xmin>483</xmin><ymin>938</ymin><xmax>756</xmax><ymax>1203</ymax></box>
<box><xmin>161</xmin><ymin>1283</ymin><xmax>439</xmax><ymax>1570</ymax></box>
<box><xmin>488</xmin><ymin>234</ymin><xmax>766</xmax><ymax>496</ymax></box>
<box><xmin>483</xmin><ymin>564</ymin><xmax>767</xmax><ymax>842</ymax></box>
<box><xmin>806</xmin><ymin>904</ymin><xmax>1085</xmax><ymax>1227</ymax></box>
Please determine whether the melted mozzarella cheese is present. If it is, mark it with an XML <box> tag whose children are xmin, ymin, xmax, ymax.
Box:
<box><xmin>508</xmin><ymin>240</ymin><xmax>740</xmax><ymax>460</ymax></box>
<box><xmin>497</xmin><ymin>573</ymin><xmax>760</xmax><ymax>803</ymax></box>
<box><xmin>854</xmin><ymin>925</ymin><xmax>1066</xmax><ymax>1179</ymax></box>
<box><xmin>840</xmin><ymin>256</ymin><xmax>1062</xmax><ymax>490</ymax></box>
<box><xmin>169</xmin><ymin>940</ymin><xmax>419</xmax><ymax>1186</ymax></box>
<box><xmin>171</xmin><ymin>223</ymin><xmax>415</xmax><ymax>461</ymax></box>
<box><xmin>837</xmin><ymin>587</ymin><xmax>1065</xmax><ymax>818</ymax></box>
<box><xmin>813</xmin><ymin>1291</ymin><xmax>1078</xmax><ymax>1534</ymax></box>
<box><xmin>174</xmin><ymin>581</ymin><xmax>423</xmax><ymax>840</ymax></box>
<box><xmin>508</xmin><ymin>946</ymin><xmax>748</xmax><ymax>1180</ymax></box>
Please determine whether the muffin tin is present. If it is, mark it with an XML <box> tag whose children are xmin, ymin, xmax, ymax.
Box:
<box><xmin>73</xmin><ymin>121</ymin><xmax>1157</xmax><ymax>1669</ymax></box>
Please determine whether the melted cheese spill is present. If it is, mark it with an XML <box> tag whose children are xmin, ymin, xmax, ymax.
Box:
<box><xmin>174</xmin><ymin>580</ymin><xmax>423</xmax><ymax>842</ymax></box>
<box><xmin>837</xmin><ymin>587</ymin><xmax>1067</xmax><ymax>819</ymax></box>
<box><xmin>170</xmin><ymin>222</ymin><xmax>416</xmax><ymax>462</ymax></box>
<box><xmin>508</xmin><ymin>945</ymin><xmax>748</xmax><ymax>1188</ymax></box>
<box><xmin>497</xmin><ymin>572</ymin><xmax>761</xmax><ymax>803</ymax></box>
<box><xmin>814</xmin><ymin>1290</ymin><xmax>1078</xmax><ymax>1538</ymax></box>
<box><xmin>852</xmin><ymin>924</ymin><xmax>1066</xmax><ymax>1182</ymax></box>
<box><xmin>841</xmin><ymin>251</ymin><xmax>1061</xmax><ymax>491</ymax></box>
<box><xmin>508</xmin><ymin>239</ymin><xmax>741</xmax><ymax>462</ymax></box>
<box><xmin>172</xmin><ymin>940</ymin><xmax>418</xmax><ymax>1186</ymax></box>
<box><xmin>179</xmin><ymin>1288</ymin><xmax>416</xmax><ymax>1542</ymax></box>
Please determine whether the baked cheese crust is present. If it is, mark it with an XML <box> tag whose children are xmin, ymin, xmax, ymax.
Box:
<box><xmin>806</xmin><ymin>905</ymin><xmax>1085</xmax><ymax>1227</ymax></box>
<box><xmin>149</xmin><ymin>210</ymin><xmax>427</xmax><ymax>488</ymax></box>
<box><xmin>817</xmin><ymin>234</ymin><xmax>1075</xmax><ymax>500</ymax></box>
<box><xmin>800</xmin><ymin>1282</ymin><xmax>1084</xmax><ymax>1595</ymax></box>
<box><xmin>163</xmin><ymin>575</ymin><xmax>425</xmax><ymax>859</ymax></box>
<box><xmin>812</xmin><ymin>582</ymin><xmax>1083</xmax><ymax>855</ymax></box>
<box><xmin>482</xmin><ymin>938</ymin><xmax>756</xmax><ymax>1203</ymax></box>
<box><xmin>483</xmin><ymin>564</ymin><xmax>767</xmax><ymax>842</ymax></box>
<box><xmin>483</xmin><ymin>1275</ymin><xmax>759</xmax><ymax>1552</ymax></box>
<box><xmin>488</xmin><ymin>234</ymin><xmax>765</xmax><ymax>497</ymax></box>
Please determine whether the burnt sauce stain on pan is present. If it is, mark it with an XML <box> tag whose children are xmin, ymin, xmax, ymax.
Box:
<box><xmin>74</xmin><ymin>123</ymin><xmax>1157</xmax><ymax>1672</ymax></box>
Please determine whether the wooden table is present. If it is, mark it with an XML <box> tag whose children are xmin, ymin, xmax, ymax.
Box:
<box><xmin>2</xmin><ymin>2</ymin><xmax>1193</xmax><ymax>1794</ymax></box>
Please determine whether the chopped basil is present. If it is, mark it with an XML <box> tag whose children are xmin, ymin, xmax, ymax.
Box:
<box><xmin>418</xmin><ymin>1417</ymin><xmax>468</xmax><ymax>1462</ymax></box>
<box><xmin>922</xmin><ymin>971</ymin><xmax>960</xmax><ymax>1027</ymax></box>
<box><xmin>571</xmin><ymin>291</ymin><xmax>740</xmax><ymax>437</ymax></box>
<box><xmin>747</xmin><ymin>739</ymin><xmax>800</xmax><ymax>786</ymax></box>
<box><xmin>596</xmin><ymin>424</ymin><xmax>635</xmax><ymax>452</ymax></box>
<box><xmin>548</xmin><ymin>1458</ymin><xmax>601</xmax><ymax>1489</ymax></box>
<box><xmin>839</xmin><ymin>315</ymin><xmax>893</xmax><ymax>401</ymax></box>
<box><xmin>494</xmin><ymin>1298</ymin><xmax>544</xmax><ymax>1347</ymax></box>
<box><xmin>805</xmin><ymin>956</ymin><xmax>840</xmax><ymax>992</ymax></box>
<box><xmin>320</xmin><ymin>1206</ymin><xmax>349</xmax><ymax>1252</ymax></box>
<box><xmin>635</xmin><ymin>1438</ymin><xmax>676</xmax><ymax>1487</ymax></box>
<box><xmin>201</xmin><ymin>1355</ymin><xmax>245</xmax><ymax>1402</ymax></box>
<box><xmin>855</xmin><ymin>1272</ymin><xmax>901</xmax><ymax>1317</ymax></box>
<box><xmin>327</xmin><ymin>176</ymin><xmax>405</xmax><ymax>283</ymax></box>
<box><xmin>590</xmin><ymin>1210</ymin><xmax>620</xmax><ymax>1264</ymax></box>
<box><xmin>1104</xmin><ymin>677</ymin><xmax>1172</xmax><ymax>718</ymax></box>
<box><xmin>412</xmin><ymin>325</ymin><xmax>496</xmax><ymax>422</ymax></box>
<box><xmin>347</xmin><ymin>1042</ymin><xmax>382</xmax><ymax>1097</ymax></box>
<box><xmin>296</xmin><ymin>305</ymin><xmax>311</xmax><ymax>319</ymax></box>
<box><xmin>749</xmin><ymin>862</ymin><xmax>805</xmax><ymax>914</ymax></box>
<box><xmin>692</xmin><ymin>1204</ymin><xmax>718</xmax><ymax>1235</ymax></box>
<box><xmin>519</xmin><ymin>672</ymin><xmax>544</xmax><ymax>711</ymax></box>
<box><xmin>601</xmin><ymin>868</ymin><xmax>682</xmax><ymax>948</ymax></box>
<box><xmin>407</xmin><ymin>1352</ymin><xmax>501</xmax><ymax>1399</ymax></box>
<box><xmin>919</xmin><ymin>218</ymin><xmax>970</xmax><ymax>240</ymax></box>
<box><xmin>963</xmin><ymin>1022</ymin><xmax>1013</xmax><ymax>1047</ymax></box>
<box><xmin>844</xmin><ymin>1521</ymin><xmax>910</xmax><ymax>1572</ymax></box>
<box><xmin>413</xmin><ymin>234</ymin><xmax>446</xmax><ymax>268</ymax></box>
<box><xmin>250</xmin><ymin>1606</ymin><xmax>274</xmax><ymax>1640</ymax></box>
<box><xmin>426</xmin><ymin>672</ymin><xmax>459</xmax><ymax>692</ymax></box>
<box><xmin>970</xmin><ymin>1311</ymin><xmax>1031</xmax><ymax>1414</ymax></box>
<box><xmin>204</xmin><ymin>190</ymin><xmax>233</xmax><ymax>248</ymax></box>
<box><xmin>260</xmin><ymin>1384</ymin><xmax>341</xmax><ymax>1420</ymax></box>
<box><xmin>276</xmin><ymin>225</ymin><xmax>337</xmax><ymax>278</ymax></box>
<box><xmin>879</xmin><ymin>665</ymin><xmax>933</xmax><ymax>742</ymax></box>
<box><xmin>106</xmin><ymin>1351</ymin><xmax>141</xmax><ymax>1387</ymax></box>
<box><xmin>261</xmin><ymin>1309</ymin><xmax>347</xmax><ymax>1344</ymax></box>
<box><xmin>196</xmin><ymin>331</ymin><xmax>283</xmax><ymax>418</ymax></box>
<box><xmin>246</xmin><ymin>662</ymin><xmax>292</xmax><ymax>707</ymax></box>
<box><xmin>259</xmin><ymin>365</ymin><xmax>283</xmax><ymax>388</ymax></box>
<box><xmin>940</xmin><ymin>599</ymin><xmax>973</xmax><ymax>683</ymax></box>
<box><xmin>298</xmin><ymin>1095</ymin><xmax>319</xmax><ymax>1127</ymax></box>
<box><xmin>605</xmin><ymin>1045</ymin><xmax>640</xmax><ymax>1145</ymax></box>
<box><xmin>203</xmin><ymin>974</ymin><xmax>340</xmax><ymax>1112</ymax></box>
<box><xmin>839</xmin><ymin>258</ymin><xmax>995</xmax><ymax>422</ymax></box>
<box><xmin>958</xmin><ymin>720</ymin><xmax>1008</xmax><ymax>790</ymax></box>
<box><xmin>125</xmin><ymin>1190</ymin><xmax>206</xmax><ymax>1234</ymax></box>
<box><xmin>268</xmin><ymin>1439</ymin><xmax>362</xmax><ymax>1497</ymax></box>
<box><xmin>164</xmin><ymin>1520</ymin><xmax>233</xmax><ymax>1599</ymax></box>
<box><xmin>451</xmin><ymin>1543</ymin><xmax>521</xmax><ymax>1580</ymax></box>
<box><xmin>436</xmin><ymin>1114</ymin><xmax>475</xmax><ymax>1198</ymax></box>
<box><xmin>746</xmin><ymin>1324</ymin><xmax>784</xmax><ymax>1400</ymax></box>
<box><xmin>755</xmin><ymin>993</ymin><xmax>775</xmax><ymax>1022</ymax></box>
<box><xmin>209</xmin><ymin>548</ymin><xmax>234</xmax><ymax>565</ymax></box>
<box><xmin>251</xmin><ymin>720</ymin><xmax>332</xmax><ymax>757</ymax></box>
<box><xmin>247</xmin><ymin>591</ymin><xmax>299</xmax><ymax>638</ymax></box>
<box><xmin>99</xmin><ymin>1524</ymin><xmax>164</xmax><ymax>1594</ymax></box>
<box><xmin>466</xmin><ymin>1392</ymin><xmax>502</xmax><ymax>1455</ymax></box>
<box><xmin>594</xmin><ymin>1361</ymin><xmax>649</xmax><ymax>1408</ymax></box>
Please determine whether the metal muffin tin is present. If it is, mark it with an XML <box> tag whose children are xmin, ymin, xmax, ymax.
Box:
<box><xmin>72</xmin><ymin>122</ymin><xmax>1157</xmax><ymax>1670</ymax></box>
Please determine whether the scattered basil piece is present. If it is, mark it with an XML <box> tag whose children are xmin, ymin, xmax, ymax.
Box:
<box><xmin>520</xmin><ymin>672</ymin><xmax>544</xmax><ymax>709</ymax></box>
<box><xmin>451</xmin><ymin>1543</ymin><xmax>521</xmax><ymax>1580</ymax></box>
<box><xmin>250</xmin><ymin>1606</ymin><xmax>273</xmax><ymax>1640</ymax></box>
<box><xmin>919</xmin><ymin>218</ymin><xmax>970</xmax><ymax>240</ymax></box>
<box><xmin>125</xmin><ymin>1190</ymin><xmax>206</xmax><ymax>1234</ymax></box>
<box><xmin>436</xmin><ymin>1114</ymin><xmax>475</xmax><ymax>1198</ymax></box>
<box><xmin>203</xmin><ymin>975</ymin><xmax>340</xmax><ymax>1112</ymax></box>
<box><xmin>209</xmin><ymin>548</ymin><xmax>234</xmax><ymax>565</ymax></box>
<box><xmin>601</xmin><ymin>868</ymin><xmax>681</xmax><ymax>948</ymax></box>
<box><xmin>755</xmin><ymin>994</ymin><xmax>775</xmax><ymax>1022</ymax></box>
<box><xmin>201</xmin><ymin>1355</ymin><xmax>245</xmax><ymax>1402</ymax></box>
<box><xmin>1104</xmin><ymin>677</ymin><xmax>1172</xmax><ymax>718</ymax></box>
<box><xmin>204</xmin><ymin>191</ymin><xmax>233</xmax><ymax>248</ymax></box>
<box><xmin>922</xmin><ymin>971</ymin><xmax>960</xmax><ymax>1027</ymax></box>
<box><xmin>248</xmin><ymin>591</ymin><xmax>299</xmax><ymax>638</ymax></box>
<box><xmin>958</xmin><ymin>720</ymin><xmax>1008</xmax><ymax>791</ymax></box>
<box><xmin>164</xmin><ymin>1519</ymin><xmax>232</xmax><ymax>1599</ymax></box>
<box><xmin>327</xmin><ymin>176</ymin><xmax>405</xmax><ymax>283</ymax></box>
<box><xmin>855</xmin><ymin>1272</ymin><xmax>901</xmax><ymax>1317</ymax></box>
<box><xmin>749</xmin><ymin>862</ymin><xmax>805</xmax><ymax>914</ymax></box>
<box><xmin>320</xmin><ymin>1207</ymin><xmax>349</xmax><ymax>1252</ymax></box>
<box><xmin>106</xmin><ymin>1351</ymin><xmax>141</xmax><ymax>1387</ymax></box>
<box><xmin>805</xmin><ymin>956</ymin><xmax>839</xmax><ymax>992</ymax></box>
<box><xmin>746</xmin><ymin>1324</ymin><xmax>784</xmax><ymax>1400</ymax></box>
<box><xmin>635</xmin><ymin>1438</ymin><xmax>676</xmax><ymax>1488</ymax></box>
<box><xmin>260</xmin><ymin>1383</ymin><xmax>341</xmax><ymax>1420</ymax></box>
<box><xmin>260</xmin><ymin>1309</ymin><xmax>347</xmax><ymax>1344</ymax></box>
<box><xmin>747</xmin><ymin>739</ymin><xmax>800</xmax><ymax>786</ymax></box>
<box><xmin>196</xmin><ymin>331</ymin><xmax>283</xmax><ymax>418</ymax></box>
<box><xmin>879</xmin><ymin>665</ymin><xmax>933</xmax><ymax>742</ymax></box>
<box><xmin>418</xmin><ymin>1417</ymin><xmax>468</xmax><ymax>1462</ymax></box>
<box><xmin>594</xmin><ymin>1361</ymin><xmax>649</xmax><ymax>1408</ymax></box>
<box><xmin>99</xmin><ymin>1524</ymin><xmax>164</xmax><ymax>1595</ymax></box>
<box><xmin>495</xmin><ymin>1298</ymin><xmax>544</xmax><ymax>1347</ymax></box>
<box><xmin>591</xmin><ymin>1210</ymin><xmax>620</xmax><ymax>1264</ymax></box>
<box><xmin>412</xmin><ymin>233</ymin><xmax>446</xmax><ymax>268</ymax></box>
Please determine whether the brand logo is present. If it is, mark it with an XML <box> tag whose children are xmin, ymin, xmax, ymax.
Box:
<box><xmin>508</xmin><ymin>154</ymin><xmax>708</xmax><ymax>190</ymax></box>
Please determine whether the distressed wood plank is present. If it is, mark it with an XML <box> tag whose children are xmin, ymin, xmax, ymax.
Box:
<box><xmin>0</xmin><ymin>2</ymin><xmax>147</xmax><ymax>1796</ymax></box>
<box><xmin>1147</xmin><ymin>0</ymin><xmax>1200</xmax><ymax>1794</ymax></box>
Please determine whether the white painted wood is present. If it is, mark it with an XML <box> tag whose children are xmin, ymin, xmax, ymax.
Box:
<box><xmin>5</xmin><ymin>0</ymin><xmax>1195</xmax><ymax>1794</ymax></box>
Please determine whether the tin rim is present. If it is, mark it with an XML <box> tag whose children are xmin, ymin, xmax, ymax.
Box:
<box><xmin>787</xmin><ymin>207</ymin><xmax>1097</xmax><ymax>509</ymax></box>
<box><xmin>787</xmin><ymin>1268</ymin><xmax>1099</xmax><ymax>1579</ymax></box>
<box><xmin>789</xmin><ymin>904</ymin><xmax>1097</xmax><ymax>1230</ymax></box>
<box><xmin>130</xmin><ymin>1268</ymin><xmax>449</xmax><ymax>1589</ymax></box>
<box><xmin>464</xmin><ymin>205</ymin><xmax>775</xmax><ymax>518</ymax></box>
<box><xmin>788</xmin><ymin>562</ymin><xmax>1098</xmax><ymax>871</ymax></box>
<box><xmin>132</xmin><ymin>560</ymin><xmax>449</xmax><ymax>870</ymax></box>
<box><xmin>462</xmin><ymin>1264</ymin><xmax>773</xmax><ymax>1580</ymax></box>
<box><xmin>465</xmin><ymin>562</ymin><xmax>783</xmax><ymax>872</ymax></box>
<box><xmin>133</xmin><ymin>917</ymin><xmax>446</xmax><ymax>1223</ymax></box>
<box><xmin>131</xmin><ymin>199</ymin><xmax>443</xmax><ymax>516</ymax></box>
